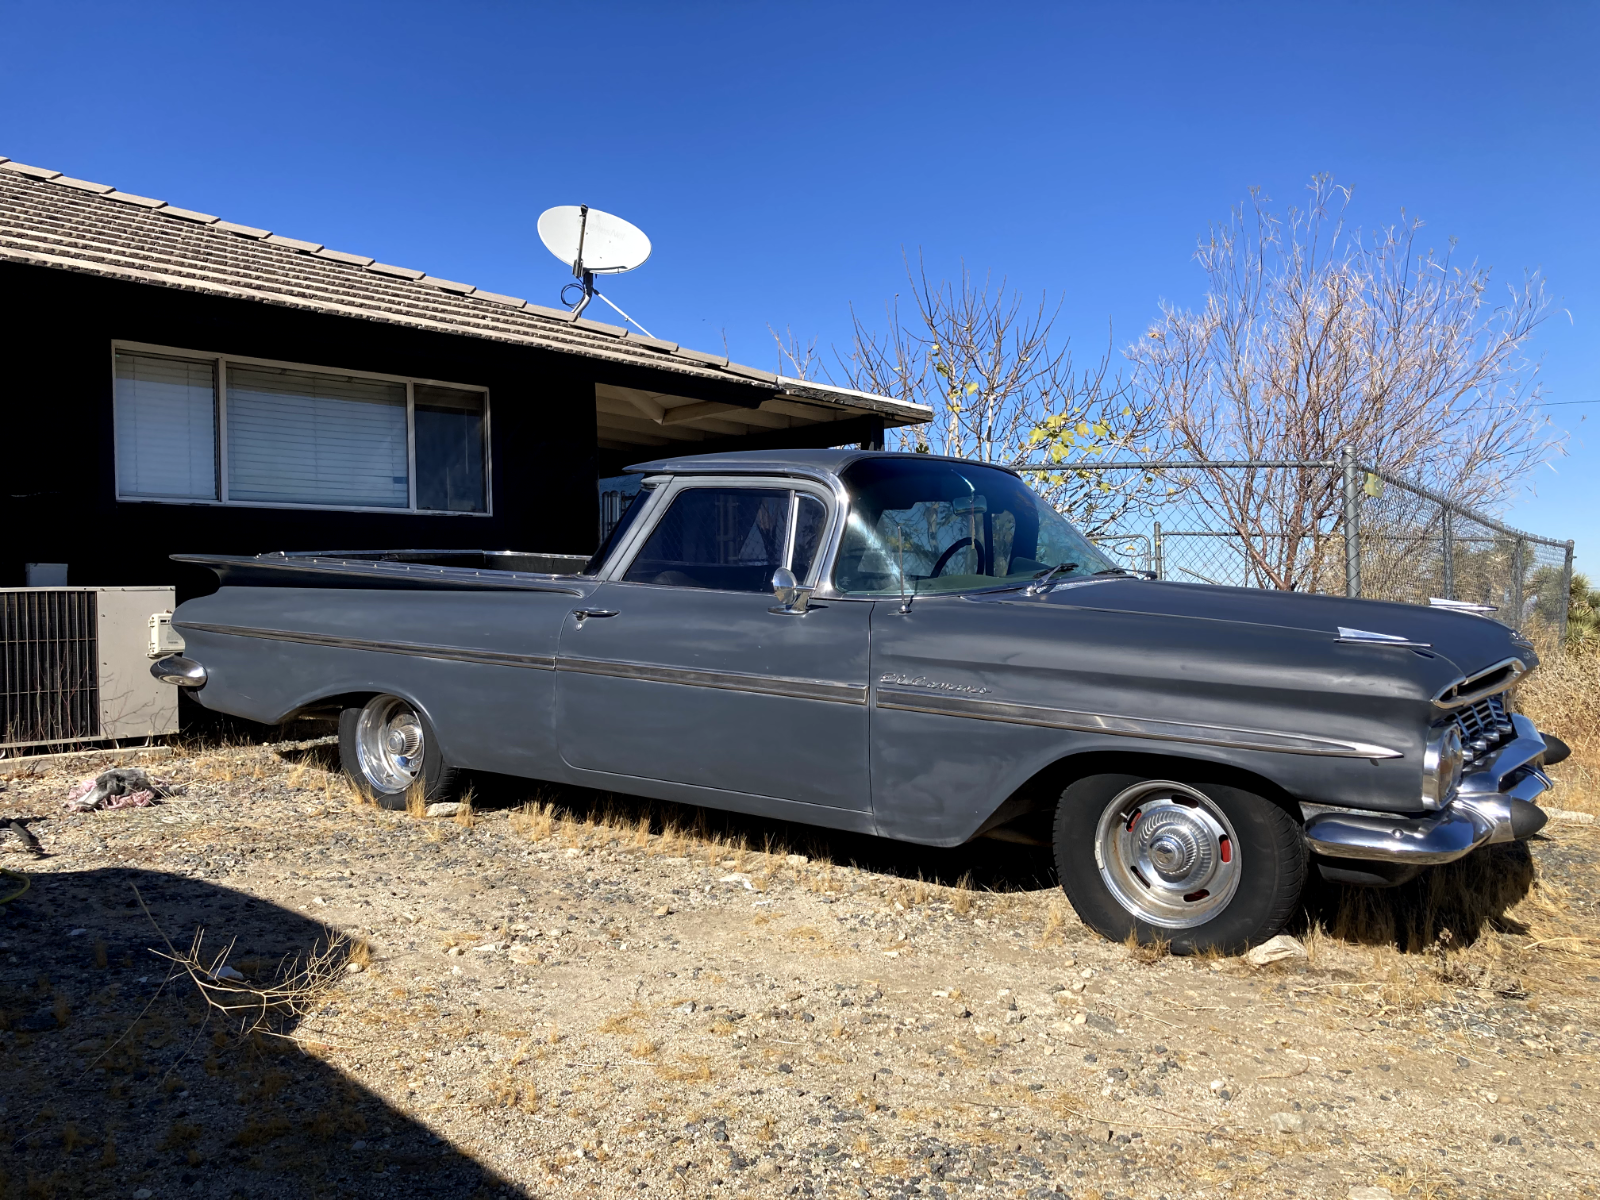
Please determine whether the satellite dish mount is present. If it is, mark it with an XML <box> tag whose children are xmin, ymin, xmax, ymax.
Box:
<box><xmin>538</xmin><ymin>204</ymin><xmax>654</xmax><ymax>337</ymax></box>
<box><xmin>558</xmin><ymin>205</ymin><xmax>600</xmax><ymax>318</ymax></box>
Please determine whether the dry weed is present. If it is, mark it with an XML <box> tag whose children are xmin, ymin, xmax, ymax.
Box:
<box><xmin>951</xmin><ymin>872</ymin><xmax>975</xmax><ymax>915</ymax></box>
<box><xmin>453</xmin><ymin>789</ymin><xmax>476</xmax><ymax>829</ymax></box>
<box><xmin>138</xmin><ymin>888</ymin><xmax>363</xmax><ymax>1038</ymax></box>
<box><xmin>404</xmin><ymin>781</ymin><xmax>426</xmax><ymax>820</ymax></box>
<box><xmin>1519</xmin><ymin>648</ymin><xmax>1599</xmax><ymax>815</ymax></box>
<box><xmin>1124</xmin><ymin>928</ymin><xmax>1171</xmax><ymax>963</ymax></box>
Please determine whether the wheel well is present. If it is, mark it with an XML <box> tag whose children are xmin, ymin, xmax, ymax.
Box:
<box><xmin>977</xmin><ymin>750</ymin><xmax>1304</xmax><ymax>842</ymax></box>
<box><xmin>282</xmin><ymin>692</ymin><xmax>377</xmax><ymax>722</ymax></box>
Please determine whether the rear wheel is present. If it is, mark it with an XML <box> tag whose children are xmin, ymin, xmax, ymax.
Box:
<box><xmin>338</xmin><ymin>695</ymin><xmax>460</xmax><ymax>810</ymax></box>
<box><xmin>1053</xmin><ymin>772</ymin><xmax>1306</xmax><ymax>954</ymax></box>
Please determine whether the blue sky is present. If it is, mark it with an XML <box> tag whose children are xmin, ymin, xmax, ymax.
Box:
<box><xmin>2</xmin><ymin>1</ymin><xmax>1593</xmax><ymax>562</ymax></box>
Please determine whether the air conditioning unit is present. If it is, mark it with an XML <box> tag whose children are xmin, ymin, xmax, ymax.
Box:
<box><xmin>1</xmin><ymin>586</ymin><xmax>179</xmax><ymax>752</ymax></box>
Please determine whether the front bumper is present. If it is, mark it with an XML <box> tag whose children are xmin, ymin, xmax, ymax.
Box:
<box><xmin>1304</xmin><ymin>714</ymin><xmax>1552</xmax><ymax>867</ymax></box>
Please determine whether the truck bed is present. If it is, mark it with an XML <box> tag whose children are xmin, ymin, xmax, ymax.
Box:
<box><xmin>173</xmin><ymin>549</ymin><xmax>591</xmax><ymax>591</ymax></box>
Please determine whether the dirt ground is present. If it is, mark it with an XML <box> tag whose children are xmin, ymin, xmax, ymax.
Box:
<box><xmin>1</xmin><ymin>734</ymin><xmax>1597</xmax><ymax>1200</ymax></box>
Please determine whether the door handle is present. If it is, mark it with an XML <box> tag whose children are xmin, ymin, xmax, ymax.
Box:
<box><xmin>571</xmin><ymin>609</ymin><xmax>619</xmax><ymax>622</ymax></box>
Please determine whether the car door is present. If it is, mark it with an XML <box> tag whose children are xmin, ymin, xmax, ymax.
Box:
<box><xmin>555</xmin><ymin>478</ymin><xmax>872</xmax><ymax>812</ymax></box>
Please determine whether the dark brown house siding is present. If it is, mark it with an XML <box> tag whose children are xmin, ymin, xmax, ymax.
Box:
<box><xmin>0</xmin><ymin>260</ymin><xmax>600</xmax><ymax>599</ymax></box>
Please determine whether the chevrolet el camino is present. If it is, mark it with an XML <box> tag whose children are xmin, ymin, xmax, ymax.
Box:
<box><xmin>153</xmin><ymin>451</ymin><xmax>1566</xmax><ymax>951</ymax></box>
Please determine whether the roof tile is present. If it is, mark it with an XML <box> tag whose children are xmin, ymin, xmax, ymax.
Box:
<box><xmin>265</xmin><ymin>233</ymin><xmax>322</xmax><ymax>253</ymax></box>
<box><xmin>214</xmin><ymin>220</ymin><xmax>271</xmax><ymax>238</ymax></box>
<box><xmin>54</xmin><ymin>176</ymin><xmax>115</xmax><ymax>194</ymax></box>
<box><xmin>105</xmin><ymin>191</ymin><xmax>166</xmax><ymax>208</ymax></box>
<box><xmin>313</xmin><ymin>247</ymin><xmax>375</xmax><ymax>266</ymax></box>
<box><xmin>573</xmin><ymin>317</ymin><xmax>627</xmax><ymax>338</ymax></box>
<box><xmin>625</xmin><ymin>335</ymin><xmax>679</xmax><ymax>353</ymax></box>
<box><xmin>525</xmin><ymin>302</ymin><xmax>575</xmax><ymax>321</ymax></box>
<box><xmin>675</xmin><ymin>347</ymin><xmax>730</xmax><ymax>367</ymax></box>
<box><xmin>366</xmin><ymin>262</ymin><xmax>426</xmax><ymax>280</ymax></box>
<box><xmin>472</xmin><ymin>289</ymin><xmax>527</xmax><ymax>308</ymax></box>
<box><xmin>723</xmin><ymin>361</ymin><xmax>779</xmax><ymax>384</ymax></box>
<box><xmin>419</xmin><ymin>275</ymin><xmax>475</xmax><ymax>295</ymax></box>
<box><xmin>159</xmin><ymin>206</ymin><xmax>219</xmax><ymax>224</ymax></box>
<box><xmin>2</xmin><ymin>162</ymin><xmax>63</xmax><ymax>181</ymax></box>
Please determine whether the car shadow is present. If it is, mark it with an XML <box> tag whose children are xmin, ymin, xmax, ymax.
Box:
<box><xmin>466</xmin><ymin>772</ymin><xmax>1546</xmax><ymax>954</ymax></box>
<box><xmin>0</xmin><ymin>866</ymin><xmax>528</xmax><ymax>1199</ymax></box>
<box><xmin>464</xmin><ymin>770</ymin><xmax>1063</xmax><ymax>896</ymax></box>
<box><xmin>1299</xmin><ymin>839</ymin><xmax>1539</xmax><ymax>951</ymax></box>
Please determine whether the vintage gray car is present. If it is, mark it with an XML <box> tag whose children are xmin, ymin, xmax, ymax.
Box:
<box><xmin>154</xmin><ymin>450</ymin><xmax>1565</xmax><ymax>951</ymax></box>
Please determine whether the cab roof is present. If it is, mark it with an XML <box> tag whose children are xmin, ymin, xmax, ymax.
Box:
<box><xmin>624</xmin><ymin>449</ymin><xmax>1023</xmax><ymax>479</ymax></box>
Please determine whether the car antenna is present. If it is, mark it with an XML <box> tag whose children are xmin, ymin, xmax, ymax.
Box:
<box><xmin>896</xmin><ymin>522</ymin><xmax>913</xmax><ymax>614</ymax></box>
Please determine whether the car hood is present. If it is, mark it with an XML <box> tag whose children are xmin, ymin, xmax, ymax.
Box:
<box><xmin>1016</xmin><ymin>578</ymin><xmax>1533</xmax><ymax>680</ymax></box>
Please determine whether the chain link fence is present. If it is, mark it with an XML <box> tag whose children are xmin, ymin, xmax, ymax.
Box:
<box><xmin>1017</xmin><ymin>454</ymin><xmax>1576</xmax><ymax>642</ymax></box>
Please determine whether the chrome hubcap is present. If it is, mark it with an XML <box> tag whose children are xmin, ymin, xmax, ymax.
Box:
<box><xmin>355</xmin><ymin>696</ymin><xmax>425</xmax><ymax>794</ymax></box>
<box><xmin>1094</xmin><ymin>781</ymin><xmax>1241</xmax><ymax>929</ymax></box>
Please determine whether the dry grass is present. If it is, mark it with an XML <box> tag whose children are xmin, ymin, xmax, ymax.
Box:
<box><xmin>453</xmin><ymin>788</ymin><xmax>476</xmax><ymax>829</ymax></box>
<box><xmin>404</xmin><ymin>780</ymin><xmax>426</xmax><ymax>820</ymax></box>
<box><xmin>1519</xmin><ymin>649</ymin><xmax>1599</xmax><ymax>814</ymax></box>
<box><xmin>1310</xmin><ymin>840</ymin><xmax>1536</xmax><ymax>952</ymax></box>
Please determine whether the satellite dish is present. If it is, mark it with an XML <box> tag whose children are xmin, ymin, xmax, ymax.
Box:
<box><xmin>538</xmin><ymin>205</ymin><xmax>651</xmax><ymax>275</ymax></box>
<box><xmin>536</xmin><ymin>205</ymin><xmax>654</xmax><ymax>333</ymax></box>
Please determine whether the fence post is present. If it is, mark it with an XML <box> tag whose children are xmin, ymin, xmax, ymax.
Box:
<box><xmin>1441</xmin><ymin>507</ymin><xmax>1455</xmax><ymax>601</ymax></box>
<box><xmin>1341</xmin><ymin>448</ymin><xmax>1361</xmax><ymax>598</ymax></box>
<box><xmin>1511</xmin><ymin>538</ymin><xmax>1525</xmax><ymax>625</ymax></box>
<box><xmin>1562</xmin><ymin>541</ymin><xmax>1575</xmax><ymax>645</ymax></box>
<box><xmin>1153</xmin><ymin>521</ymin><xmax>1164</xmax><ymax>581</ymax></box>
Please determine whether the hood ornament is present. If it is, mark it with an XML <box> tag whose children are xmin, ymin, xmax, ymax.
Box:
<box><xmin>1429</xmin><ymin>598</ymin><xmax>1498</xmax><ymax>616</ymax></box>
<box><xmin>1336</xmin><ymin>626</ymin><xmax>1432</xmax><ymax>650</ymax></box>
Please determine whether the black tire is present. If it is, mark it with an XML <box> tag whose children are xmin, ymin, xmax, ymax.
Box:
<box><xmin>1053</xmin><ymin>772</ymin><xmax>1307</xmax><ymax>954</ymax></box>
<box><xmin>338</xmin><ymin>695</ymin><xmax>462</xmax><ymax>811</ymax></box>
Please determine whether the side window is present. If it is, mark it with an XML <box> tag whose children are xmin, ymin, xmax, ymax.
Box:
<box><xmin>791</xmin><ymin>493</ymin><xmax>828</xmax><ymax>583</ymax></box>
<box><xmin>624</xmin><ymin>488</ymin><xmax>791</xmax><ymax>592</ymax></box>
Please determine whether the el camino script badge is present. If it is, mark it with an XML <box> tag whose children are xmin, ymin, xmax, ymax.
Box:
<box><xmin>879</xmin><ymin>674</ymin><xmax>990</xmax><ymax>696</ymax></box>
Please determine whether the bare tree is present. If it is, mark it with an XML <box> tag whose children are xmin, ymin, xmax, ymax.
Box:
<box><xmin>767</xmin><ymin>324</ymin><xmax>822</xmax><ymax>381</ymax></box>
<box><xmin>831</xmin><ymin>254</ymin><xmax>1165</xmax><ymax>533</ymax></box>
<box><xmin>1131</xmin><ymin>176</ymin><xmax>1561</xmax><ymax>590</ymax></box>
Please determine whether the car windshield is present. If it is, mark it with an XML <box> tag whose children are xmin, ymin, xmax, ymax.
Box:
<box><xmin>833</xmin><ymin>458</ymin><xmax>1118</xmax><ymax>596</ymax></box>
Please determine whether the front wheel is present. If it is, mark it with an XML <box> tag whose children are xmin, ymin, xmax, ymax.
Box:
<box><xmin>1053</xmin><ymin>773</ymin><xmax>1306</xmax><ymax>954</ymax></box>
<box><xmin>338</xmin><ymin>695</ymin><xmax>461</xmax><ymax>810</ymax></box>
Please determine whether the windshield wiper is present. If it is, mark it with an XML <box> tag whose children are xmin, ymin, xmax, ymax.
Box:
<box><xmin>1092</xmin><ymin>566</ymin><xmax>1156</xmax><ymax>579</ymax></box>
<box><xmin>1025</xmin><ymin>562</ymin><xmax>1077</xmax><ymax>596</ymax></box>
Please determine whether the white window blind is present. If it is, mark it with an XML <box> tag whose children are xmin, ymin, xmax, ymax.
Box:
<box><xmin>113</xmin><ymin>352</ymin><xmax>218</xmax><ymax>499</ymax></box>
<box><xmin>225</xmin><ymin>364</ymin><xmax>409</xmax><ymax>508</ymax></box>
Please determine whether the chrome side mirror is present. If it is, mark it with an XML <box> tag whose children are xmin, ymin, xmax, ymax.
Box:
<box><xmin>770</xmin><ymin>568</ymin><xmax>814</xmax><ymax>615</ymax></box>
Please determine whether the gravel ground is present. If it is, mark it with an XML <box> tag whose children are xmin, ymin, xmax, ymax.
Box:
<box><xmin>2</xmin><ymin>738</ymin><xmax>1597</xmax><ymax>1200</ymax></box>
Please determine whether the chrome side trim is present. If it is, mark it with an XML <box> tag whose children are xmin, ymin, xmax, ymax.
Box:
<box><xmin>1336</xmin><ymin>626</ymin><xmax>1431</xmax><ymax>649</ymax></box>
<box><xmin>1432</xmin><ymin>656</ymin><xmax>1528</xmax><ymax>709</ymax></box>
<box><xmin>558</xmin><ymin>656</ymin><xmax>868</xmax><ymax>705</ymax></box>
<box><xmin>175</xmin><ymin>622</ymin><xmax>556</xmax><ymax>670</ymax></box>
<box><xmin>873</xmin><ymin>687</ymin><xmax>1402</xmax><ymax>759</ymax></box>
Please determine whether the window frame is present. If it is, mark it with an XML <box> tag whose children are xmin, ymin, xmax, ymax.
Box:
<box><xmin>603</xmin><ymin>475</ymin><xmax>840</xmax><ymax>593</ymax></box>
<box><xmin>110</xmin><ymin>340</ymin><xmax>493</xmax><ymax>516</ymax></box>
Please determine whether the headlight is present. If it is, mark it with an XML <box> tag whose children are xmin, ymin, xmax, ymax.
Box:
<box><xmin>1422</xmin><ymin>724</ymin><xmax>1464</xmax><ymax>809</ymax></box>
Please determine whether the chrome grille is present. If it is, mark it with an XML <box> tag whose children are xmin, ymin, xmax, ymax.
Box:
<box><xmin>1455</xmin><ymin>693</ymin><xmax>1515</xmax><ymax>763</ymax></box>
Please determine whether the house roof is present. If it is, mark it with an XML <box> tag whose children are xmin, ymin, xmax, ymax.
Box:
<box><xmin>0</xmin><ymin>156</ymin><xmax>930</xmax><ymax>450</ymax></box>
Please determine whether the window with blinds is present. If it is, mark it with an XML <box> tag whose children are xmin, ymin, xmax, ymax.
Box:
<box><xmin>114</xmin><ymin>352</ymin><xmax>219</xmax><ymax>499</ymax></box>
<box><xmin>111</xmin><ymin>346</ymin><xmax>489</xmax><ymax>514</ymax></box>
<box><xmin>227</xmin><ymin>364</ymin><xmax>409</xmax><ymax>508</ymax></box>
